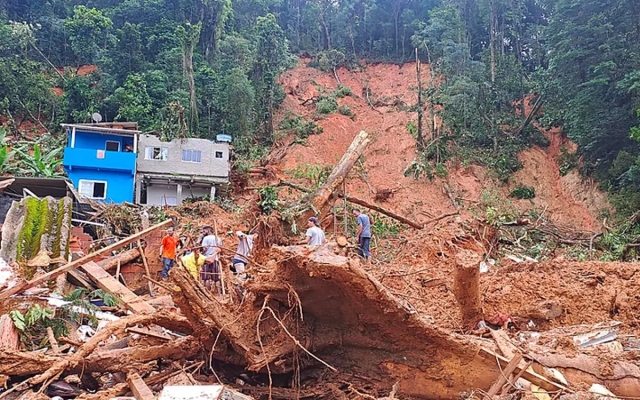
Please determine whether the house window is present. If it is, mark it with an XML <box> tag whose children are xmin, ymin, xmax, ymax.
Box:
<box><xmin>78</xmin><ymin>180</ymin><xmax>107</xmax><ymax>200</ymax></box>
<box><xmin>105</xmin><ymin>141</ymin><xmax>120</xmax><ymax>152</ymax></box>
<box><xmin>215</xmin><ymin>151</ymin><xmax>224</xmax><ymax>159</ymax></box>
<box><xmin>145</xmin><ymin>147</ymin><xmax>168</xmax><ymax>160</ymax></box>
<box><xmin>182</xmin><ymin>149</ymin><xmax>202</xmax><ymax>163</ymax></box>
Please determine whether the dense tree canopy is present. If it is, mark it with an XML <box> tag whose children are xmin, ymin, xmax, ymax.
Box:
<box><xmin>1</xmin><ymin>0</ymin><xmax>639</xmax><ymax>212</ymax></box>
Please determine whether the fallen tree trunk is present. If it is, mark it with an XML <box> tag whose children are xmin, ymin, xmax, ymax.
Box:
<box><xmin>99</xmin><ymin>248</ymin><xmax>142</xmax><ymax>271</ymax></box>
<box><xmin>12</xmin><ymin>311</ymin><xmax>187</xmax><ymax>392</ymax></box>
<box><xmin>0</xmin><ymin>219</ymin><xmax>173</xmax><ymax>300</ymax></box>
<box><xmin>529</xmin><ymin>347</ymin><xmax>640</xmax><ymax>397</ymax></box>
<box><xmin>338</xmin><ymin>194</ymin><xmax>423</xmax><ymax>229</ymax></box>
<box><xmin>0</xmin><ymin>336</ymin><xmax>198</xmax><ymax>377</ymax></box>
<box><xmin>300</xmin><ymin>131</ymin><xmax>370</xmax><ymax>222</ymax></box>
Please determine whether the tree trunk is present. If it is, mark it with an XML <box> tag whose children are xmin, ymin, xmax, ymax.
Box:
<box><xmin>338</xmin><ymin>194</ymin><xmax>423</xmax><ymax>229</ymax></box>
<box><xmin>319</xmin><ymin>11</ymin><xmax>331</xmax><ymax>50</ymax></box>
<box><xmin>453</xmin><ymin>251</ymin><xmax>482</xmax><ymax>329</ymax></box>
<box><xmin>98</xmin><ymin>248</ymin><xmax>142</xmax><ymax>271</ymax></box>
<box><xmin>300</xmin><ymin>131</ymin><xmax>371</xmax><ymax>223</ymax></box>
<box><xmin>489</xmin><ymin>0</ymin><xmax>496</xmax><ymax>84</ymax></box>
<box><xmin>415</xmin><ymin>48</ymin><xmax>424</xmax><ymax>149</ymax></box>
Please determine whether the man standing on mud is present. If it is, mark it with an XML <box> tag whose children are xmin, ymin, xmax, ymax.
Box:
<box><xmin>353</xmin><ymin>209</ymin><xmax>371</xmax><ymax>265</ymax></box>
<box><xmin>200</xmin><ymin>226</ymin><xmax>222</xmax><ymax>293</ymax></box>
<box><xmin>232</xmin><ymin>229</ymin><xmax>258</xmax><ymax>281</ymax></box>
<box><xmin>304</xmin><ymin>217</ymin><xmax>325</xmax><ymax>245</ymax></box>
<box><xmin>159</xmin><ymin>227</ymin><xmax>179</xmax><ymax>279</ymax></box>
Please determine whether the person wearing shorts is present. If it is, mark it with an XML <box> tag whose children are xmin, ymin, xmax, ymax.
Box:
<box><xmin>232</xmin><ymin>230</ymin><xmax>258</xmax><ymax>281</ymax></box>
<box><xmin>200</xmin><ymin>226</ymin><xmax>222</xmax><ymax>292</ymax></box>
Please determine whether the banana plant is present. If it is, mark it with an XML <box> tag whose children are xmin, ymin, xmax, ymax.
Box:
<box><xmin>0</xmin><ymin>127</ymin><xmax>14</xmax><ymax>171</ymax></box>
<box><xmin>16</xmin><ymin>143</ymin><xmax>63</xmax><ymax>177</ymax></box>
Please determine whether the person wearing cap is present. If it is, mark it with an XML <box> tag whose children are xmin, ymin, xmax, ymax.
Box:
<box><xmin>200</xmin><ymin>226</ymin><xmax>223</xmax><ymax>292</ymax></box>
<box><xmin>232</xmin><ymin>229</ymin><xmax>258</xmax><ymax>281</ymax></box>
<box><xmin>304</xmin><ymin>217</ymin><xmax>325</xmax><ymax>245</ymax></box>
<box><xmin>159</xmin><ymin>227</ymin><xmax>179</xmax><ymax>279</ymax></box>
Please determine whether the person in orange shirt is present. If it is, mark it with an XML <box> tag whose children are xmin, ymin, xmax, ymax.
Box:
<box><xmin>159</xmin><ymin>227</ymin><xmax>179</xmax><ymax>279</ymax></box>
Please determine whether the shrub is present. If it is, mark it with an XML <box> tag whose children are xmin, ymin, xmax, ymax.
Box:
<box><xmin>315</xmin><ymin>95</ymin><xmax>338</xmax><ymax>114</ymax></box>
<box><xmin>337</xmin><ymin>104</ymin><xmax>354</xmax><ymax>118</ymax></box>
<box><xmin>333</xmin><ymin>85</ymin><xmax>353</xmax><ymax>98</ymax></box>
<box><xmin>510</xmin><ymin>185</ymin><xmax>536</xmax><ymax>199</ymax></box>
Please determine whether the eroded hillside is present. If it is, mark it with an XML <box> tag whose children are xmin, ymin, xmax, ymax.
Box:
<box><xmin>274</xmin><ymin>59</ymin><xmax>609</xmax><ymax>231</ymax></box>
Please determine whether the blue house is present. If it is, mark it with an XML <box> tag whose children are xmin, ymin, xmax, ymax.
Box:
<box><xmin>62</xmin><ymin>123</ymin><xmax>139</xmax><ymax>203</ymax></box>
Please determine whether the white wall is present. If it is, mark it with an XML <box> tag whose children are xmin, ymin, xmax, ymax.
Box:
<box><xmin>144</xmin><ymin>184</ymin><xmax>212</xmax><ymax>206</ymax></box>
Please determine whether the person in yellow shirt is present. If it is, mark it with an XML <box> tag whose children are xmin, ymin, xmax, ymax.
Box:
<box><xmin>181</xmin><ymin>246</ymin><xmax>207</xmax><ymax>280</ymax></box>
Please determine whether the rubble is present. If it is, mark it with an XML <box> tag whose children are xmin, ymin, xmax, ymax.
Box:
<box><xmin>0</xmin><ymin>140</ymin><xmax>639</xmax><ymax>400</ymax></box>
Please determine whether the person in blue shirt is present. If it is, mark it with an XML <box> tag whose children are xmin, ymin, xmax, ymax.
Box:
<box><xmin>353</xmin><ymin>209</ymin><xmax>371</xmax><ymax>264</ymax></box>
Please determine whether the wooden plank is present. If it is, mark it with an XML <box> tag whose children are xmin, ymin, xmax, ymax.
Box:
<box><xmin>127</xmin><ymin>372</ymin><xmax>156</xmax><ymax>400</ymax></box>
<box><xmin>0</xmin><ymin>219</ymin><xmax>172</xmax><ymax>300</ymax></box>
<box><xmin>81</xmin><ymin>262</ymin><xmax>155</xmax><ymax>314</ymax></box>
<box><xmin>484</xmin><ymin>352</ymin><xmax>523</xmax><ymax>399</ymax></box>
<box><xmin>137</xmin><ymin>239</ymin><xmax>154</xmax><ymax>297</ymax></box>
<box><xmin>490</xmin><ymin>329</ymin><xmax>536</xmax><ymax>373</ymax></box>
<box><xmin>480</xmin><ymin>348</ymin><xmax>567</xmax><ymax>393</ymax></box>
<box><xmin>67</xmin><ymin>270</ymin><xmax>95</xmax><ymax>290</ymax></box>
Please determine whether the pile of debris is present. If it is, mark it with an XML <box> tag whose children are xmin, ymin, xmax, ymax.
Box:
<box><xmin>0</xmin><ymin>132</ymin><xmax>638</xmax><ymax>399</ymax></box>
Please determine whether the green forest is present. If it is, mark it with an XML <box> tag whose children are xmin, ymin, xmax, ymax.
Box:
<box><xmin>1</xmin><ymin>0</ymin><xmax>640</xmax><ymax>214</ymax></box>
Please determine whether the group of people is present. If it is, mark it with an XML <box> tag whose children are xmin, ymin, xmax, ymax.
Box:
<box><xmin>157</xmin><ymin>208</ymin><xmax>373</xmax><ymax>290</ymax></box>
<box><xmin>159</xmin><ymin>225</ymin><xmax>258</xmax><ymax>295</ymax></box>
<box><xmin>304</xmin><ymin>209</ymin><xmax>372</xmax><ymax>264</ymax></box>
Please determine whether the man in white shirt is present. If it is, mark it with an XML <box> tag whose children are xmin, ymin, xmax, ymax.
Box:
<box><xmin>304</xmin><ymin>217</ymin><xmax>325</xmax><ymax>245</ymax></box>
<box><xmin>232</xmin><ymin>229</ymin><xmax>258</xmax><ymax>281</ymax></box>
<box><xmin>200</xmin><ymin>226</ymin><xmax>222</xmax><ymax>292</ymax></box>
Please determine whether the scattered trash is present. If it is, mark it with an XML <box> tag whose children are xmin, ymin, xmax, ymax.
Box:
<box><xmin>575</xmin><ymin>330</ymin><xmax>618</xmax><ymax>348</ymax></box>
<box><xmin>527</xmin><ymin>320</ymin><xmax>536</xmax><ymax>328</ymax></box>
<box><xmin>479</xmin><ymin>261</ymin><xmax>490</xmax><ymax>273</ymax></box>
<box><xmin>77</xmin><ymin>325</ymin><xmax>96</xmax><ymax>341</ymax></box>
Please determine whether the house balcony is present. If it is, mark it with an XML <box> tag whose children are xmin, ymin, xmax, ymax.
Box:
<box><xmin>63</xmin><ymin>147</ymin><xmax>136</xmax><ymax>174</ymax></box>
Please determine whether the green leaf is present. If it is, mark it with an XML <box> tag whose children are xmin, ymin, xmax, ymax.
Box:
<box><xmin>9</xmin><ymin>310</ymin><xmax>26</xmax><ymax>331</ymax></box>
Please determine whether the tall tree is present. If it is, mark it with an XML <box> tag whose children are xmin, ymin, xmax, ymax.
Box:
<box><xmin>176</xmin><ymin>22</ymin><xmax>202</xmax><ymax>134</ymax></box>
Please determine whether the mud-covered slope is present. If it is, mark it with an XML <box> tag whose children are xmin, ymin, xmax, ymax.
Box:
<box><xmin>275</xmin><ymin>59</ymin><xmax>609</xmax><ymax>230</ymax></box>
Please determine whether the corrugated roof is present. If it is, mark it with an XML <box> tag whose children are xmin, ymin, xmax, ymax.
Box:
<box><xmin>61</xmin><ymin>124</ymin><xmax>140</xmax><ymax>136</ymax></box>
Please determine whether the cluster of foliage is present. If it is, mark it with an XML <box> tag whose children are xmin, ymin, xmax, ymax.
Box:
<box><xmin>10</xmin><ymin>289</ymin><xmax>118</xmax><ymax>350</ymax></box>
<box><xmin>509</xmin><ymin>185</ymin><xmax>536</xmax><ymax>200</ymax></box>
<box><xmin>278</xmin><ymin>114</ymin><xmax>323</xmax><ymax>142</ymax></box>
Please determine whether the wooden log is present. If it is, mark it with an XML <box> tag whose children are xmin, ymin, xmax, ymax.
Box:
<box><xmin>0</xmin><ymin>336</ymin><xmax>198</xmax><ymax>377</ymax></box>
<box><xmin>0</xmin><ymin>315</ymin><xmax>20</xmax><ymax>351</ymax></box>
<box><xmin>99</xmin><ymin>248</ymin><xmax>142</xmax><ymax>271</ymax></box>
<box><xmin>81</xmin><ymin>261</ymin><xmax>155</xmax><ymax>314</ymax></box>
<box><xmin>137</xmin><ymin>239</ymin><xmax>154</xmax><ymax>297</ymax></box>
<box><xmin>46</xmin><ymin>327</ymin><xmax>60</xmax><ymax>354</ymax></box>
<box><xmin>127</xmin><ymin>373</ymin><xmax>156</xmax><ymax>400</ymax></box>
<box><xmin>303</xmin><ymin>131</ymin><xmax>371</xmax><ymax>219</ymax></box>
<box><xmin>66</xmin><ymin>270</ymin><xmax>95</xmax><ymax>290</ymax></box>
<box><xmin>339</xmin><ymin>194</ymin><xmax>424</xmax><ymax>229</ymax></box>
<box><xmin>484</xmin><ymin>352</ymin><xmax>523</xmax><ymax>399</ymax></box>
<box><xmin>0</xmin><ymin>219</ymin><xmax>173</xmax><ymax>300</ymax></box>
<box><xmin>453</xmin><ymin>251</ymin><xmax>482</xmax><ymax>330</ymax></box>
<box><xmin>23</xmin><ymin>312</ymin><xmax>186</xmax><ymax>389</ymax></box>
<box><xmin>479</xmin><ymin>348</ymin><xmax>567</xmax><ymax>393</ymax></box>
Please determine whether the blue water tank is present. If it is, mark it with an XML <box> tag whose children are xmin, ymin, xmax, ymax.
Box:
<box><xmin>216</xmin><ymin>134</ymin><xmax>232</xmax><ymax>143</ymax></box>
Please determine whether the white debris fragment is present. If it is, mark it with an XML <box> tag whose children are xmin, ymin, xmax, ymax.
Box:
<box><xmin>0</xmin><ymin>256</ymin><xmax>17</xmax><ymax>289</ymax></box>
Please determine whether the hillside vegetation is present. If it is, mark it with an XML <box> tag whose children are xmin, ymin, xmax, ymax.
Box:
<box><xmin>1</xmin><ymin>0</ymin><xmax>640</xmax><ymax>217</ymax></box>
